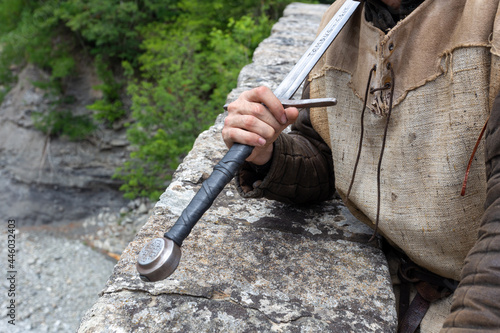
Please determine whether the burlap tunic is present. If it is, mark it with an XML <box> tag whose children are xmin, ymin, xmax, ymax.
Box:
<box><xmin>308</xmin><ymin>0</ymin><xmax>500</xmax><ymax>281</ymax></box>
<box><xmin>236</xmin><ymin>0</ymin><xmax>500</xmax><ymax>330</ymax></box>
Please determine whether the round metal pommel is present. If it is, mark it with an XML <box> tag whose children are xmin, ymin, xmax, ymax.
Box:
<box><xmin>136</xmin><ymin>237</ymin><xmax>181</xmax><ymax>282</ymax></box>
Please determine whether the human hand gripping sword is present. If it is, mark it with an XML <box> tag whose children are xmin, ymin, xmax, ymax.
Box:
<box><xmin>136</xmin><ymin>0</ymin><xmax>361</xmax><ymax>282</ymax></box>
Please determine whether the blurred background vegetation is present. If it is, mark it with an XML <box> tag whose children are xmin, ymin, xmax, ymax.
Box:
<box><xmin>0</xmin><ymin>0</ymin><xmax>330</xmax><ymax>200</ymax></box>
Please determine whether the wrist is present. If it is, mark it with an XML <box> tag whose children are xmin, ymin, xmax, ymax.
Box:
<box><xmin>248</xmin><ymin>157</ymin><xmax>273</xmax><ymax>175</ymax></box>
<box><xmin>247</xmin><ymin>144</ymin><xmax>273</xmax><ymax>166</ymax></box>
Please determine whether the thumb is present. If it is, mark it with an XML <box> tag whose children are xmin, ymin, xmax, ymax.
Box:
<box><xmin>283</xmin><ymin>107</ymin><xmax>299</xmax><ymax>126</ymax></box>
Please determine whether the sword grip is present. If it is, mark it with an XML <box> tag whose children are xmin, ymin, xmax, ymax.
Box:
<box><xmin>165</xmin><ymin>143</ymin><xmax>253</xmax><ymax>246</ymax></box>
<box><xmin>146</xmin><ymin>0</ymin><xmax>360</xmax><ymax>257</ymax></box>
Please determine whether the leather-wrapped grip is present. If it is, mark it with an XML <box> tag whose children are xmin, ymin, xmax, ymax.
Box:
<box><xmin>165</xmin><ymin>143</ymin><xmax>253</xmax><ymax>246</ymax></box>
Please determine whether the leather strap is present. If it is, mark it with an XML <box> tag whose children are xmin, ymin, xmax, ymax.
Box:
<box><xmin>398</xmin><ymin>291</ymin><xmax>430</xmax><ymax>333</ymax></box>
<box><xmin>396</xmin><ymin>257</ymin><xmax>457</xmax><ymax>333</ymax></box>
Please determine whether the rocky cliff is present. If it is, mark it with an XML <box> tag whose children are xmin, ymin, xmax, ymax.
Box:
<box><xmin>0</xmin><ymin>63</ymin><xmax>130</xmax><ymax>225</ymax></box>
<box><xmin>77</xmin><ymin>3</ymin><xmax>397</xmax><ymax>332</ymax></box>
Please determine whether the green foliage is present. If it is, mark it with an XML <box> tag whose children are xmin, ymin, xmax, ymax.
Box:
<box><xmin>0</xmin><ymin>0</ymin><xmax>24</xmax><ymax>35</ymax></box>
<box><xmin>0</xmin><ymin>0</ymin><xmax>78</xmax><ymax>99</ymax></box>
<box><xmin>87</xmin><ymin>58</ymin><xmax>125</xmax><ymax>124</ymax></box>
<box><xmin>115</xmin><ymin>128</ymin><xmax>182</xmax><ymax>200</ymax></box>
<box><xmin>1</xmin><ymin>0</ymin><xmax>328</xmax><ymax>200</ymax></box>
<box><xmin>29</xmin><ymin>79</ymin><xmax>96</xmax><ymax>141</ymax></box>
<box><xmin>115</xmin><ymin>5</ymin><xmax>276</xmax><ymax>200</ymax></box>
<box><xmin>53</xmin><ymin>0</ymin><xmax>182</xmax><ymax>63</ymax></box>
<box><xmin>33</xmin><ymin>109</ymin><xmax>96</xmax><ymax>141</ymax></box>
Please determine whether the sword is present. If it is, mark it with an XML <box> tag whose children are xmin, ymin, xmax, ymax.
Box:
<box><xmin>137</xmin><ymin>0</ymin><xmax>361</xmax><ymax>282</ymax></box>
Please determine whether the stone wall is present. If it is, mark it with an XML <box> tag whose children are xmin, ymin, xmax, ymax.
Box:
<box><xmin>77</xmin><ymin>3</ymin><xmax>397</xmax><ymax>332</ymax></box>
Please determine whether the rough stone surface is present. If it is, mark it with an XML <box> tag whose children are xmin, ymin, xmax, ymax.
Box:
<box><xmin>78</xmin><ymin>3</ymin><xmax>398</xmax><ymax>332</ymax></box>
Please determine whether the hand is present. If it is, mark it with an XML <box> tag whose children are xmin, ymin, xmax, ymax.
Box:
<box><xmin>222</xmin><ymin>86</ymin><xmax>299</xmax><ymax>165</ymax></box>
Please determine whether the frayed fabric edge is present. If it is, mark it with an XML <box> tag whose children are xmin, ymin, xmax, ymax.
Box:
<box><xmin>310</xmin><ymin>44</ymin><xmax>493</xmax><ymax>108</ymax></box>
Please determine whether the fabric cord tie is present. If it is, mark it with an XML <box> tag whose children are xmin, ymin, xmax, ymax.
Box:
<box><xmin>347</xmin><ymin>65</ymin><xmax>377</xmax><ymax>199</ymax></box>
<box><xmin>461</xmin><ymin>115</ymin><xmax>490</xmax><ymax>196</ymax></box>
<box><xmin>347</xmin><ymin>64</ymin><xmax>395</xmax><ymax>242</ymax></box>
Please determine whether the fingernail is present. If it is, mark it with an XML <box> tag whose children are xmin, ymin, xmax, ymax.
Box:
<box><xmin>281</xmin><ymin>114</ymin><xmax>288</xmax><ymax>124</ymax></box>
<box><xmin>257</xmin><ymin>138</ymin><xmax>266</xmax><ymax>146</ymax></box>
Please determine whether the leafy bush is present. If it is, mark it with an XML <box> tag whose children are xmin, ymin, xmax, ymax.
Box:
<box><xmin>87</xmin><ymin>57</ymin><xmax>125</xmax><ymax>124</ymax></box>
<box><xmin>33</xmin><ymin>109</ymin><xmax>96</xmax><ymax>141</ymax></box>
<box><xmin>114</xmin><ymin>7</ymin><xmax>275</xmax><ymax>200</ymax></box>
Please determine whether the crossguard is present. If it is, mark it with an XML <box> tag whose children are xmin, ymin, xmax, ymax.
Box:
<box><xmin>223</xmin><ymin>98</ymin><xmax>337</xmax><ymax>111</ymax></box>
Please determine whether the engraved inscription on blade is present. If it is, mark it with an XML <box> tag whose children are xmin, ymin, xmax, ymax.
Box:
<box><xmin>138</xmin><ymin>238</ymin><xmax>164</xmax><ymax>265</ymax></box>
<box><xmin>273</xmin><ymin>0</ymin><xmax>360</xmax><ymax>99</ymax></box>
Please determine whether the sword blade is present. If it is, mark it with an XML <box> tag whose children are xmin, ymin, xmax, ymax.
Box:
<box><xmin>273</xmin><ymin>0</ymin><xmax>360</xmax><ymax>99</ymax></box>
